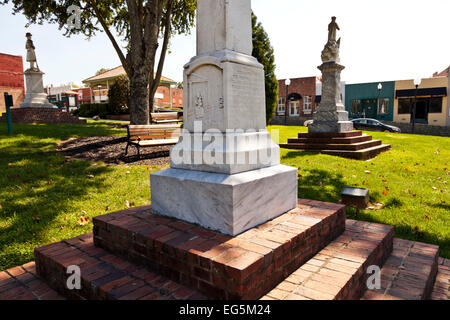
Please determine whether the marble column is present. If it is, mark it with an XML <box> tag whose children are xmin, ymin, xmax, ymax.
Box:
<box><xmin>20</xmin><ymin>69</ymin><xmax>54</xmax><ymax>108</ymax></box>
<box><xmin>150</xmin><ymin>0</ymin><xmax>298</xmax><ymax>236</ymax></box>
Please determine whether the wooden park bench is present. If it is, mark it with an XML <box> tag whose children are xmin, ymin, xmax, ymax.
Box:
<box><xmin>125</xmin><ymin>124</ymin><xmax>181</xmax><ymax>158</ymax></box>
<box><xmin>151</xmin><ymin>112</ymin><xmax>183</xmax><ymax>124</ymax></box>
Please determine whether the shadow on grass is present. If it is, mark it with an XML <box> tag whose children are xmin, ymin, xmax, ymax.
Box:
<box><xmin>0</xmin><ymin>125</ymin><xmax>116</xmax><ymax>269</ymax></box>
<box><xmin>283</xmin><ymin>151</ymin><xmax>320</xmax><ymax>160</ymax></box>
<box><xmin>297</xmin><ymin>169</ymin><xmax>346</xmax><ymax>203</ymax></box>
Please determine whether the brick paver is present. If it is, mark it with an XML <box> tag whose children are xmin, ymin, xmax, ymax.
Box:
<box><xmin>430</xmin><ymin>258</ymin><xmax>450</xmax><ymax>300</ymax></box>
<box><xmin>0</xmin><ymin>262</ymin><xmax>65</xmax><ymax>300</ymax></box>
<box><xmin>361</xmin><ymin>238</ymin><xmax>439</xmax><ymax>300</ymax></box>
<box><xmin>261</xmin><ymin>219</ymin><xmax>394</xmax><ymax>300</ymax></box>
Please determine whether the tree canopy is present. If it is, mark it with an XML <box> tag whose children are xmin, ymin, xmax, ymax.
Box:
<box><xmin>251</xmin><ymin>12</ymin><xmax>279</xmax><ymax>124</ymax></box>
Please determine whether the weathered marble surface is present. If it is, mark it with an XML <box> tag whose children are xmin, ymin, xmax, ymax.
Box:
<box><xmin>150</xmin><ymin>165</ymin><xmax>298</xmax><ymax>236</ymax></box>
<box><xmin>197</xmin><ymin>0</ymin><xmax>252</xmax><ymax>56</ymax></box>
<box><xmin>20</xmin><ymin>70</ymin><xmax>54</xmax><ymax>108</ymax></box>
<box><xmin>171</xmin><ymin>131</ymin><xmax>280</xmax><ymax>174</ymax></box>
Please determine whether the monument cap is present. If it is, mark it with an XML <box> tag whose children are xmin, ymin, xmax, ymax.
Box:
<box><xmin>26</xmin><ymin>32</ymin><xmax>32</xmax><ymax>37</ymax></box>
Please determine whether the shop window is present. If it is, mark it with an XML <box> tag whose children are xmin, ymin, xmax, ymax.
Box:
<box><xmin>378</xmin><ymin>98</ymin><xmax>389</xmax><ymax>115</ymax></box>
<box><xmin>429</xmin><ymin>97</ymin><xmax>443</xmax><ymax>113</ymax></box>
<box><xmin>277</xmin><ymin>97</ymin><xmax>285</xmax><ymax>114</ymax></box>
<box><xmin>398</xmin><ymin>98</ymin><xmax>411</xmax><ymax>114</ymax></box>
<box><xmin>351</xmin><ymin>100</ymin><xmax>361</xmax><ymax>115</ymax></box>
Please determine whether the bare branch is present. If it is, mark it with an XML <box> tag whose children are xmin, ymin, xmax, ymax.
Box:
<box><xmin>87</xmin><ymin>0</ymin><xmax>128</xmax><ymax>74</ymax></box>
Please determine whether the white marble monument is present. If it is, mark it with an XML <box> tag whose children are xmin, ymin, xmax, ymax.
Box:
<box><xmin>309</xmin><ymin>17</ymin><xmax>353</xmax><ymax>133</ymax></box>
<box><xmin>151</xmin><ymin>0</ymin><xmax>297</xmax><ymax>236</ymax></box>
<box><xmin>20</xmin><ymin>33</ymin><xmax>54</xmax><ymax>108</ymax></box>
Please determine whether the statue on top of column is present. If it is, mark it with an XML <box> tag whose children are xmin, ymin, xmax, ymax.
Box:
<box><xmin>322</xmin><ymin>17</ymin><xmax>341</xmax><ymax>63</ymax></box>
<box><xmin>25</xmin><ymin>33</ymin><xmax>39</xmax><ymax>71</ymax></box>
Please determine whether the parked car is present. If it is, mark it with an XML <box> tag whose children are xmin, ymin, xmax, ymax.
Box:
<box><xmin>351</xmin><ymin>118</ymin><xmax>401</xmax><ymax>133</ymax></box>
<box><xmin>304</xmin><ymin>120</ymin><xmax>314</xmax><ymax>127</ymax></box>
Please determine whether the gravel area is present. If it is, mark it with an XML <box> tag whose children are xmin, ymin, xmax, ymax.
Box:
<box><xmin>57</xmin><ymin>135</ymin><xmax>171</xmax><ymax>166</ymax></box>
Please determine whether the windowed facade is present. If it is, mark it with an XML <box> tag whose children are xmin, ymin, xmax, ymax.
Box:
<box><xmin>303</xmin><ymin>96</ymin><xmax>312</xmax><ymax>114</ymax></box>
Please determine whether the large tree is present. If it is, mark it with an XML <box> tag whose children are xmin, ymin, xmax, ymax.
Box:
<box><xmin>251</xmin><ymin>12</ymin><xmax>278</xmax><ymax>124</ymax></box>
<box><xmin>1</xmin><ymin>0</ymin><xmax>196</xmax><ymax>124</ymax></box>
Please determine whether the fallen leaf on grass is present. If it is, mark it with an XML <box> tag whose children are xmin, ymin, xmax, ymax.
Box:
<box><xmin>105</xmin><ymin>206</ymin><xmax>110</xmax><ymax>212</ymax></box>
<box><xmin>432</xmin><ymin>187</ymin><xmax>437</xmax><ymax>190</ymax></box>
<box><xmin>87</xmin><ymin>174</ymin><xmax>95</xmax><ymax>178</ymax></box>
<box><xmin>382</xmin><ymin>191</ymin><xmax>389</xmax><ymax>195</ymax></box>
<box><xmin>424</xmin><ymin>215</ymin><xmax>432</xmax><ymax>221</ymax></box>
<box><xmin>32</xmin><ymin>216</ymin><xmax>40</xmax><ymax>222</ymax></box>
<box><xmin>365</xmin><ymin>170</ymin><xmax>371</xmax><ymax>174</ymax></box>
<box><xmin>78</xmin><ymin>216</ymin><xmax>90</xmax><ymax>226</ymax></box>
<box><xmin>368</xmin><ymin>203</ymin><xmax>384</xmax><ymax>211</ymax></box>
<box><xmin>46</xmin><ymin>180</ymin><xmax>53</xmax><ymax>185</ymax></box>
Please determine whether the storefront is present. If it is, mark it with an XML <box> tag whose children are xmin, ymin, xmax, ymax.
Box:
<box><xmin>394</xmin><ymin>78</ymin><xmax>448</xmax><ymax>126</ymax></box>
<box><xmin>345</xmin><ymin>81</ymin><xmax>395</xmax><ymax>122</ymax></box>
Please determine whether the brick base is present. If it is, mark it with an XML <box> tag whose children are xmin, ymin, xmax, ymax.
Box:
<box><xmin>92</xmin><ymin>199</ymin><xmax>346</xmax><ymax>300</ymax></box>
<box><xmin>0</xmin><ymin>107</ymin><xmax>86</xmax><ymax>124</ymax></box>
<box><xmin>280</xmin><ymin>131</ymin><xmax>391</xmax><ymax>160</ymax></box>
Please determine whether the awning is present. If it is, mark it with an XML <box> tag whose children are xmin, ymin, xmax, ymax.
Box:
<box><xmin>315</xmin><ymin>96</ymin><xmax>321</xmax><ymax>103</ymax></box>
<box><xmin>395</xmin><ymin>87</ymin><xmax>447</xmax><ymax>99</ymax></box>
<box><xmin>287</xmin><ymin>93</ymin><xmax>302</xmax><ymax>101</ymax></box>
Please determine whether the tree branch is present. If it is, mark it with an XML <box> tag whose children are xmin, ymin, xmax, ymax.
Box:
<box><xmin>87</xmin><ymin>0</ymin><xmax>128</xmax><ymax>74</ymax></box>
<box><xmin>151</xmin><ymin>0</ymin><xmax>173</xmax><ymax>97</ymax></box>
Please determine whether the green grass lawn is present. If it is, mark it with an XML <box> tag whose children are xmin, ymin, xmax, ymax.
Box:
<box><xmin>0</xmin><ymin>122</ymin><xmax>449</xmax><ymax>271</ymax></box>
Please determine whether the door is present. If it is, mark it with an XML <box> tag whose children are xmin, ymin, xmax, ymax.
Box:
<box><xmin>289</xmin><ymin>101</ymin><xmax>300</xmax><ymax>116</ymax></box>
<box><xmin>361</xmin><ymin>99</ymin><xmax>377</xmax><ymax>119</ymax></box>
<box><xmin>412</xmin><ymin>98</ymin><xmax>428</xmax><ymax>124</ymax></box>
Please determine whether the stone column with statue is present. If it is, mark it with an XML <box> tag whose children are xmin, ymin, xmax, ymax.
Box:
<box><xmin>309</xmin><ymin>17</ymin><xmax>354</xmax><ymax>133</ymax></box>
<box><xmin>150</xmin><ymin>0</ymin><xmax>298</xmax><ymax>236</ymax></box>
<box><xmin>20</xmin><ymin>33</ymin><xmax>54</xmax><ymax>108</ymax></box>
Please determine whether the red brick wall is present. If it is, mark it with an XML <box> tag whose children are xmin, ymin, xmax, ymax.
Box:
<box><xmin>278</xmin><ymin>77</ymin><xmax>317</xmax><ymax>117</ymax></box>
<box><xmin>155</xmin><ymin>86</ymin><xmax>183</xmax><ymax>108</ymax></box>
<box><xmin>0</xmin><ymin>53</ymin><xmax>25</xmax><ymax>112</ymax></box>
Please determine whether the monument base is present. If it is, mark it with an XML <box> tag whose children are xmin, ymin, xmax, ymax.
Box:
<box><xmin>308</xmin><ymin>119</ymin><xmax>354</xmax><ymax>133</ymax></box>
<box><xmin>21</xmin><ymin>69</ymin><xmax>54</xmax><ymax>108</ymax></box>
<box><xmin>150</xmin><ymin>164</ymin><xmax>298</xmax><ymax>236</ymax></box>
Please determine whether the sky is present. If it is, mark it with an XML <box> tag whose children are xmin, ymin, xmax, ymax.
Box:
<box><xmin>0</xmin><ymin>0</ymin><xmax>449</xmax><ymax>87</ymax></box>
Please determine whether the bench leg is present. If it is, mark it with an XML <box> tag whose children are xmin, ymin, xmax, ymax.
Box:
<box><xmin>137</xmin><ymin>145</ymin><xmax>141</xmax><ymax>159</ymax></box>
<box><xmin>125</xmin><ymin>142</ymin><xmax>130</xmax><ymax>156</ymax></box>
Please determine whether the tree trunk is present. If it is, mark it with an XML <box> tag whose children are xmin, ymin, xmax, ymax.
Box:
<box><xmin>129</xmin><ymin>71</ymin><xmax>150</xmax><ymax>125</ymax></box>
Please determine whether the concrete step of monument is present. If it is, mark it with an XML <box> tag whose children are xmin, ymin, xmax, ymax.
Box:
<box><xmin>281</xmin><ymin>140</ymin><xmax>382</xmax><ymax>151</ymax></box>
<box><xmin>261</xmin><ymin>220</ymin><xmax>394</xmax><ymax>300</ymax></box>
<box><xmin>430</xmin><ymin>258</ymin><xmax>450</xmax><ymax>300</ymax></box>
<box><xmin>34</xmin><ymin>233</ymin><xmax>207</xmax><ymax>300</ymax></box>
<box><xmin>288</xmin><ymin>135</ymin><xmax>372</xmax><ymax>145</ymax></box>
<box><xmin>279</xmin><ymin>144</ymin><xmax>391</xmax><ymax>161</ymax></box>
<box><xmin>92</xmin><ymin>199</ymin><xmax>346</xmax><ymax>300</ymax></box>
<box><xmin>298</xmin><ymin>131</ymin><xmax>363</xmax><ymax>139</ymax></box>
<box><xmin>361</xmin><ymin>239</ymin><xmax>439</xmax><ymax>300</ymax></box>
<box><xmin>0</xmin><ymin>262</ymin><xmax>65</xmax><ymax>300</ymax></box>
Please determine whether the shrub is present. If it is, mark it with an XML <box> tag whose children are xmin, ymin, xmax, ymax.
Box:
<box><xmin>78</xmin><ymin>103</ymin><xmax>109</xmax><ymax>118</ymax></box>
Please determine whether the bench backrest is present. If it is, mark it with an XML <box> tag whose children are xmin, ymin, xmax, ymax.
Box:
<box><xmin>127</xmin><ymin>124</ymin><xmax>181</xmax><ymax>141</ymax></box>
<box><xmin>151</xmin><ymin>112</ymin><xmax>182</xmax><ymax>121</ymax></box>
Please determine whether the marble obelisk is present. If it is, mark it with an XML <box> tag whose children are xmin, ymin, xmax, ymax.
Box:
<box><xmin>150</xmin><ymin>0</ymin><xmax>297</xmax><ymax>236</ymax></box>
<box><xmin>309</xmin><ymin>17</ymin><xmax>353</xmax><ymax>133</ymax></box>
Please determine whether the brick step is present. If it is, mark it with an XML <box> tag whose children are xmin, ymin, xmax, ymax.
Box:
<box><xmin>281</xmin><ymin>140</ymin><xmax>382</xmax><ymax>151</ymax></box>
<box><xmin>34</xmin><ymin>233</ymin><xmax>207</xmax><ymax>300</ymax></box>
<box><xmin>298</xmin><ymin>131</ymin><xmax>363</xmax><ymax>138</ymax></box>
<box><xmin>288</xmin><ymin>135</ymin><xmax>372</xmax><ymax>145</ymax></box>
<box><xmin>361</xmin><ymin>239</ymin><xmax>439</xmax><ymax>300</ymax></box>
<box><xmin>280</xmin><ymin>144</ymin><xmax>391</xmax><ymax>160</ymax></box>
<box><xmin>0</xmin><ymin>262</ymin><xmax>65</xmax><ymax>300</ymax></box>
<box><xmin>261</xmin><ymin>220</ymin><xmax>394</xmax><ymax>300</ymax></box>
<box><xmin>430</xmin><ymin>258</ymin><xmax>450</xmax><ymax>300</ymax></box>
<box><xmin>92</xmin><ymin>199</ymin><xmax>346</xmax><ymax>300</ymax></box>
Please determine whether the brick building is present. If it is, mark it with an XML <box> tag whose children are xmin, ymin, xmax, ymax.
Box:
<box><xmin>82</xmin><ymin>66</ymin><xmax>183</xmax><ymax>109</ymax></box>
<box><xmin>0</xmin><ymin>53</ymin><xmax>25</xmax><ymax>113</ymax></box>
<box><xmin>276</xmin><ymin>77</ymin><xmax>318</xmax><ymax>118</ymax></box>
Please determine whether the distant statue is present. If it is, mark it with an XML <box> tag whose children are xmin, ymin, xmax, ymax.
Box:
<box><xmin>25</xmin><ymin>33</ymin><xmax>38</xmax><ymax>71</ymax></box>
<box><xmin>322</xmin><ymin>17</ymin><xmax>341</xmax><ymax>63</ymax></box>
<box><xmin>327</xmin><ymin>16</ymin><xmax>340</xmax><ymax>43</ymax></box>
